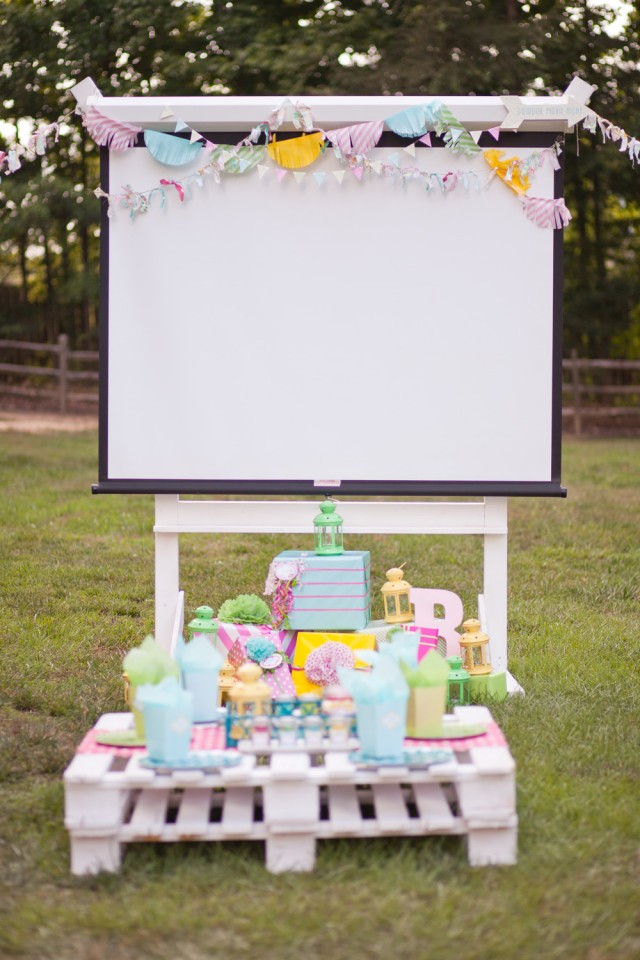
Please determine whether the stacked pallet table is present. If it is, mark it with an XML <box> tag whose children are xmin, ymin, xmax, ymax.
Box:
<box><xmin>63</xmin><ymin>705</ymin><xmax>517</xmax><ymax>875</ymax></box>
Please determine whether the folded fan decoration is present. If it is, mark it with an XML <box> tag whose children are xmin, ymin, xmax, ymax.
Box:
<box><xmin>267</xmin><ymin>132</ymin><xmax>325</xmax><ymax>169</ymax></box>
<box><xmin>144</xmin><ymin>129</ymin><xmax>203</xmax><ymax>167</ymax></box>
<box><xmin>386</xmin><ymin>102</ymin><xmax>442</xmax><ymax>138</ymax></box>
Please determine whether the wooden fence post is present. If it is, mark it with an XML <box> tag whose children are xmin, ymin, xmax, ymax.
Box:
<box><xmin>58</xmin><ymin>333</ymin><xmax>69</xmax><ymax>413</ymax></box>
<box><xmin>570</xmin><ymin>348</ymin><xmax>581</xmax><ymax>437</ymax></box>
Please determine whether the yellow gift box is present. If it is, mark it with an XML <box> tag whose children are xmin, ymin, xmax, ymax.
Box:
<box><xmin>292</xmin><ymin>632</ymin><xmax>376</xmax><ymax>695</ymax></box>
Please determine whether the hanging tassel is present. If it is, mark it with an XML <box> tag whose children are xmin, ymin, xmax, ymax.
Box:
<box><xmin>522</xmin><ymin>196</ymin><xmax>572</xmax><ymax>229</ymax></box>
<box><xmin>159</xmin><ymin>178</ymin><xmax>185</xmax><ymax>202</ymax></box>
<box><xmin>83</xmin><ymin>106</ymin><xmax>141</xmax><ymax>151</ymax></box>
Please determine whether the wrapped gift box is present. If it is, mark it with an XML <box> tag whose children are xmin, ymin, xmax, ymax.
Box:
<box><xmin>272</xmin><ymin>550</ymin><xmax>371</xmax><ymax>630</ymax></box>
<box><xmin>354</xmin><ymin>620</ymin><xmax>446</xmax><ymax>658</ymax></box>
<box><xmin>213</xmin><ymin>621</ymin><xmax>297</xmax><ymax>661</ymax></box>
<box><xmin>226</xmin><ymin>636</ymin><xmax>297</xmax><ymax>699</ymax></box>
<box><xmin>292</xmin><ymin>631</ymin><xmax>376</xmax><ymax>695</ymax></box>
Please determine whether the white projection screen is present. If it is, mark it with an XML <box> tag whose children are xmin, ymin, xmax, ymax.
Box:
<box><xmin>96</xmin><ymin>97</ymin><xmax>564</xmax><ymax>497</ymax></box>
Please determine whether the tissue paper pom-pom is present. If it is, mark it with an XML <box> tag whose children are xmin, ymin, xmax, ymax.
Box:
<box><xmin>305</xmin><ymin>641</ymin><xmax>356</xmax><ymax>687</ymax></box>
<box><xmin>246</xmin><ymin>636</ymin><xmax>277</xmax><ymax>663</ymax></box>
<box><xmin>218</xmin><ymin>594</ymin><xmax>272</xmax><ymax>624</ymax></box>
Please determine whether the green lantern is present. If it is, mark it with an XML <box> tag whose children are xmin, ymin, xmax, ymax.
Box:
<box><xmin>187</xmin><ymin>605</ymin><xmax>217</xmax><ymax>643</ymax></box>
<box><xmin>313</xmin><ymin>499</ymin><xmax>344</xmax><ymax>556</ymax></box>
<box><xmin>446</xmin><ymin>655</ymin><xmax>471</xmax><ymax>710</ymax></box>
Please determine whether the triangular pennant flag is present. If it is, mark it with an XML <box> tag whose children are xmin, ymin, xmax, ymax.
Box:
<box><xmin>333</xmin><ymin>170</ymin><xmax>345</xmax><ymax>184</ymax></box>
<box><xmin>293</xmin><ymin>171</ymin><xmax>306</xmax><ymax>183</ymax></box>
<box><xmin>371</xmin><ymin>161</ymin><xmax>383</xmax><ymax>175</ymax></box>
<box><xmin>238</xmin><ymin>158</ymin><xmax>251</xmax><ymax>173</ymax></box>
<box><xmin>470</xmin><ymin>130</ymin><xmax>483</xmax><ymax>144</ymax></box>
<box><xmin>175</xmin><ymin>119</ymin><xmax>189</xmax><ymax>133</ymax></box>
<box><xmin>418</xmin><ymin>133</ymin><xmax>432</xmax><ymax>147</ymax></box>
<box><xmin>403</xmin><ymin>143</ymin><xmax>416</xmax><ymax>157</ymax></box>
<box><xmin>313</xmin><ymin>172</ymin><xmax>326</xmax><ymax>186</ymax></box>
<box><xmin>387</xmin><ymin>152</ymin><xmax>400</xmax><ymax>167</ymax></box>
<box><xmin>202</xmin><ymin>141</ymin><xmax>215</xmax><ymax>154</ymax></box>
<box><xmin>351</xmin><ymin>165</ymin><xmax>364</xmax><ymax>181</ymax></box>
<box><xmin>160</xmin><ymin>106</ymin><xmax>174</xmax><ymax>120</ymax></box>
<box><xmin>448</xmin><ymin>127</ymin><xmax>464</xmax><ymax>143</ymax></box>
<box><xmin>275</xmin><ymin>169</ymin><xmax>288</xmax><ymax>183</ymax></box>
<box><xmin>487</xmin><ymin>126</ymin><xmax>501</xmax><ymax>141</ymax></box>
<box><xmin>257</xmin><ymin>164</ymin><xmax>269</xmax><ymax>179</ymax></box>
<box><xmin>190</xmin><ymin>128</ymin><xmax>203</xmax><ymax>144</ymax></box>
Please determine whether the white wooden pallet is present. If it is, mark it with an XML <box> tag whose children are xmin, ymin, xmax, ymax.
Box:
<box><xmin>64</xmin><ymin>706</ymin><xmax>517</xmax><ymax>875</ymax></box>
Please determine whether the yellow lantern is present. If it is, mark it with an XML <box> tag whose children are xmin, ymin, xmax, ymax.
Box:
<box><xmin>381</xmin><ymin>566</ymin><xmax>413</xmax><ymax>624</ymax></box>
<box><xmin>226</xmin><ymin>662</ymin><xmax>272</xmax><ymax>746</ymax></box>
<box><xmin>217</xmin><ymin>657</ymin><xmax>236</xmax><ymax>708</ymax></box>
<box><xmin>458</xmin><ymin>618</ymin><xmax>492</xmax><ymax>676</ymax></box>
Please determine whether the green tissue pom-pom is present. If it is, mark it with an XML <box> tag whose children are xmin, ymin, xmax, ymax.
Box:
<box><xmin>218</xmin><ymin>594</ymin><xmax>272</xmax><ymax>625</ymax></box>
<box><xmin>246</xmin><ymin>636</ymin><xmax>277</xmax><ymax>663</ymax></box>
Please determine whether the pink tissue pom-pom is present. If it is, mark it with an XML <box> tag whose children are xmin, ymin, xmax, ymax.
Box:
<box><xmin>304</xmin><ymin>641</ymin><xmax>356</xmax><ymax>687</ymax></box>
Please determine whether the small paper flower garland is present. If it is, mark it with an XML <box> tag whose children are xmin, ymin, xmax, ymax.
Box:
<box><xmin>264</xmin><ymin>557</ymin><xmax>306</xmax><ymax>629</ymax></box>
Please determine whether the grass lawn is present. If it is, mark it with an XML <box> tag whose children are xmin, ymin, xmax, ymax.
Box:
<box><xmin>0</xmin><ymin>431</ymin><xmax>638</xmax><ymax>960</ymax></box>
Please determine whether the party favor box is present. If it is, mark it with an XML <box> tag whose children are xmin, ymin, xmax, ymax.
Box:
<box><xmin>273</xmin><ymin>550</ymin><xmax>371</xmax><ymax>630</ymax></box>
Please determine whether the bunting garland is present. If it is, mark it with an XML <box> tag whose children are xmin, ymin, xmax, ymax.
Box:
<box><xmin>0</xmin><ymin>120</ymin><xmax>61</xmax><ymax>180</ymax></box>
<box><xmin>581</xmin><ymin>111</ymin><xmax>640</xmax><ymax>166</ymax></box>
<box><xmin>5</xmin><ymin>94</ymin><xmax>637</xmax><ymax>233</ymax></box>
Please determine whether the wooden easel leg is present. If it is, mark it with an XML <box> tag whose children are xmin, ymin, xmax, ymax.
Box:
<box><xmin>154</xmin><ymin>495</ymin><xmax>180</xmax><ymax>653</ymax></box>
<box><xmin>482</xmin><ymin>497</ymin><xmax>508</xmax><ymax>674</ymax></box>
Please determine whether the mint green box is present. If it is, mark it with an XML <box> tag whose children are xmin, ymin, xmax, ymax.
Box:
<box><xmin>469</xmin><ymin>670</ymin><xmax>508</xmax><ymax>702</ymax></box>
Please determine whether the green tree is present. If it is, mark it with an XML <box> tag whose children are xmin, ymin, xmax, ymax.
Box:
<box><xmin>1</xmin><ymin>0</ymin><xmax>638</xmax><ymax>355</ymax></box>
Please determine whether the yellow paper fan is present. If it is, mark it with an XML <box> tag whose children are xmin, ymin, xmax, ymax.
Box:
<box><xmin>267</xmin><ymin>132</ymin><xmax>324</xmax><ymax>169</ymax></box>
<box><xmin>483</xmin><ymin>148</ymin><xmax>531</xmax><ymax>196</ymax></box>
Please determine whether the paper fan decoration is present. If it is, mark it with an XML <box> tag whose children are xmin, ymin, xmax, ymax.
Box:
<box><xmin>82</xmin><ymin>106</ymin><xmax>142</xmax><ymax>151</ymax></box>
<box><xmin>144</xmin><ymin>129</ymin><xmax>203</xmax><ymax>166</ymax></box>
<box><xmin>267</xmin><ymin>132</ymin><xmax>324</xmax><ymax>169</ymax></box>
<box><xmin>484</xmin><ymin>148</ymin><xmax>531</xmax><ymax>195</ymax></box>
<box><xmin>304</xmin><ymin>641</ymin><xmax>356</xmax><ymax>688</ymax></box>
<box><xmin>522</xmin><ymin>196</ymin><xmax>572</xmax><ymax>229</ymax></box>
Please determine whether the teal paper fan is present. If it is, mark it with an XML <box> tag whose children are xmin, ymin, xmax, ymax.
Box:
<box><xmin>144</xmin><ymin>129</ymin><xmax>203</xmax><ymax>167</ymax></box>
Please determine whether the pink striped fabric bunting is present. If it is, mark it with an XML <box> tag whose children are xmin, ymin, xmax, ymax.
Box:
<box><xmin>83</xmin><ymin>106</ymin><xmax>142</xmax><ymax>151</ymax></box>
<box><xmin>326</xmin><ymin>120</ymin><xmax>384</xmax><ymax>156</ymax></box>
<box><xmin>522</xmin><ymin>196</ymin><xmax>572</xmax><ymax>229</ymax></box>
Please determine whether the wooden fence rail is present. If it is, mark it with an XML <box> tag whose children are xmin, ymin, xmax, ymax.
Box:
<box><xmin>0</xmin><ymin>334</ymin><xmax>98</xmax><ymax>413</ymax></box>
<box><xmin>0</xmin><ymin>339</ymin><xmax>638</xmax><ymax>429</ymax></box>
<box><xmin>563</xmin><ymin>349</ymin><xmax>640</xmax><ymax>436</ymax></box>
